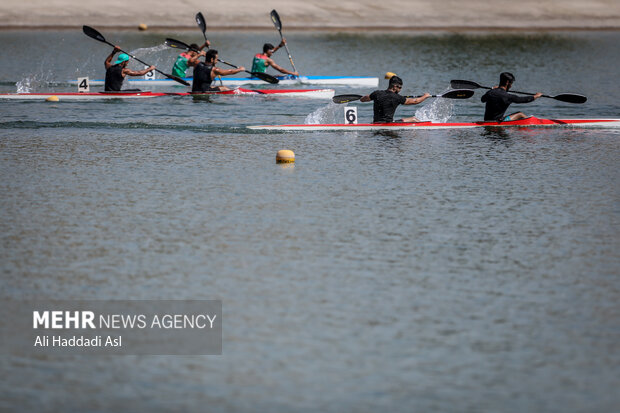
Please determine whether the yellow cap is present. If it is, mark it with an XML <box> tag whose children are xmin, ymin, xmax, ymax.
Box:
<box><xmin>138</xmin><ymin>23</ymin><xmax>148</xmax><ymax>31</ymax></box>
<box><xmin>46</xmin><ymin>95</ymin><xmax>59</xmax><ymax>102</ymax></box>
<box><xmin>385</xmin><ymin>72</ymin><xmax>397</xmax><ymax>79</ymax></box>
<box><xmin>276</xmin><ymin>149</ymin><xmax>295</xmax><ymax>163</ymax></box>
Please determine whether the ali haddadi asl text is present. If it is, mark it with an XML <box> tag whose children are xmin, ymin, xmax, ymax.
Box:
<box><xmin>34</xmin><ymin>335</ymin><xmax>121</xmax><ymax>347</ymax></box>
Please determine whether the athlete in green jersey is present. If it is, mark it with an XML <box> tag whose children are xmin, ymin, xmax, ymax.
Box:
<box><xmin>171</xmin><ymin>41</ymin><xmax>209</xmax><ymax>78</ymax></box>
<box><xmin>251</xmin><ymin>40</ymin><xmax>298</xmax><ymax>76</ymax></box>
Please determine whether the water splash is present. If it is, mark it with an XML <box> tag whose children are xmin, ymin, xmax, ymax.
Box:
<box><xmin>414</xmin><ymin>97</ymin><xmax>455</xmax><ymax>123</ymax></box>
<box><xmin>15</xmin><ymin>69</ymin><xmax>55</xmax><ymax>92</ymax></box>
<box><xmin>304</xmin><ymin>103</ymin><xmax>342</xmax><ymax>124</ymax></box>
<box><xmin>15</xmin><ymin>78</ymin><xmax>32</xmax><ymax>93</ymax></box>
<box><xmin>127</xmin><ymin>45</ymin><xmax>170</xmax><ymax>69</ymax></box>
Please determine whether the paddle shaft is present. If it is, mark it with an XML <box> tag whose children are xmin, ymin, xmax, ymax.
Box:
<box><xmin>277</xmin><ymin>29</ymin><xmax>297</xmax><ymax>74</ymax></box>
<box><xmin>83</xmin><ymin>26</ymin><xmax>189</xmax><ymax>86</ymax></box>
<box><xmin>450</xmin><ymin>79</ymin><xmax>586</xmax><ymax>103</ymax></box>
<box><xmin>271</xmin><ymin>10</ymin><xmax>298</xmax><ymax>74</ymax></box>
<box><xmin>170</xmin><ymin>38</ymin><xmax>240</xmax><ymax>70</ymax></box>
<box><xmin>194</xmin><ymin>14</ymin><xmax>237</xmax><ymax>69</ymax></box>
<box><xmin>336</xmin><ymin>94</ymin><xmax>440</xmax><ymax>103</ymax></box>
<box><xmin>473</xmin><ymin>83</ymin><xmax>546</xmax><ymax>98</ymax></box>
<box><xmin>115</xmin><ymin>47</ymin><xmax>189</xmax><ymax>86</ymax></box>
<box><xmin>193</xmin><ymin>14</ymin><xmax>278</xmax><ymax>83</ymax></box>
<box><xmin>333</xmin><ymin>89</ymin><xmax>474</xmax><ymax>104</ymax></box>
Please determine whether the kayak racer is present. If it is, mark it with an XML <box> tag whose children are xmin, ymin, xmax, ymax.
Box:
<box><xmin>251</xmin><ymin>41</ymin><xmax>298</xmax><ymax>77</ymax></box>
<box><xmin>360</xmin><ymin>76</ymin><xmax>431</xmax><ymax>123</ymax></box>
<box><xmin>171</xmin><ymin>41</ymin><xmax>209</xmax><ymax>78</ymax></box>
<box><xmin>481</xmin><ymin>72</ymin><xmax>543</xmax><ymax>121</ymax></box>
<box><xmin>188</xmin><ymin>49</ymin><xmax>245</xmax><ymax>92</ymax></box>
<box><xmin>104</xmin><ymin>46</ymin><xmax>156</xmax><ymax>91</ymax></box>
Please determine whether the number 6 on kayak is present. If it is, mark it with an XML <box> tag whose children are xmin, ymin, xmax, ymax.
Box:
<box><xmin>344</xmin><ymin>107</ymin><xmax>358</xmax><ymax>124</ymax></box>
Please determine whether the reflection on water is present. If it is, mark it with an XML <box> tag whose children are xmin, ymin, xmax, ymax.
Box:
<box><xmin>372</xmin><ymin>130</ymin><xmax>404</xmax><ymax>140</ymax></box>
<box><xmin>480</xmin><ymin>126</ymin><xmax>511</xmax><ymax>140</ymax></box>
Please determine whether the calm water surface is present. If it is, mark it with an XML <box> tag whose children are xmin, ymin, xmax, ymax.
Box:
<box><xmin>1</xmin><ymin>30</ymin><xmax>619</xmax><ymax>412</ymax></box>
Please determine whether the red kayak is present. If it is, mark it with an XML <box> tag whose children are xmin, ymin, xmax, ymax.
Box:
<box><xmin>178</xmin><ymin>88</ymin><xmax>334</xmax><ymax>99</ymax></box>
<box><xmin>0</xmin><ymin>88</ymin><xmax>335</xmax><ymax>100</ymax></box>
<box><xmin>248</xmin><ymin>117</ymin><xmax>620</xmax><ymax>131</ymax></box>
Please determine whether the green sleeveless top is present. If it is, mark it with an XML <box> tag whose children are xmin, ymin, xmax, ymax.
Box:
<box><xmin>251</xmin><ymin>54</ymin><xmax>268</xmax><ymax>73</ymax></box>
<box><xmin>171</xmin><ymin>53</ymin><xmax>191</xmax><ymax>78</ymax></box>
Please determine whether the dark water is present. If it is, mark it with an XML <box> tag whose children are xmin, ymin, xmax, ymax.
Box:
<box><xmin>1</xmin><ymin>30</ymin><xmax>619</xmax><ymax>412</ymax></box>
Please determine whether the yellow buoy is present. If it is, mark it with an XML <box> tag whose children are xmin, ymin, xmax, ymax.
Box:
<box><xmin>276</xmin><ymin>149</ymin><xmax>295</xmax><ymax>163</ymax></box>
<box><xmin>385</xmin><ymin>72</ymin><xmax>397</xmax><ymax>79</ymax></box>
<box><xmin>138</xmin><ymin>23</ymin><xmax>148</xmax><ymax>31</ymax></box>
<box><xmin>46</xmin><ymin>95</ymin><xmax>59</xmax><ymax>102</ymax></box>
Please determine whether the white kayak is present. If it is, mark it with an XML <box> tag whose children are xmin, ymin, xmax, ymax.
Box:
<box><xmin>68</xmin><ymin>75</ymin><xmax>379</xmax><ymax>88</ymax></box>
<box><xmin>248</xmin><ymin>117</ymin><xmax>620</xmax><ymax>131</ymax></box>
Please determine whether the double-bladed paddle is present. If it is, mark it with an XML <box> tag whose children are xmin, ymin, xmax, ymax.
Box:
<box><xmin>82</xmin><ymin>25</ymin><xmax>190</xmax><ymax>86</ymax></box>
<box><xmin>193</xmin><ymin>12</ymin><xmax>279</xmax><ymax>84</ymax></box>
<box><xmin>332</xmin><ymin>89</ymin><xmax>475</xmax><ymax>104</ymax></box>
<box><xmin>270</xmin><ymin>9</ymin><xmax>298</xmax><ymax>75</ymax></box>
<box><xmin>450</xmin><ymin>79</ymin><xmax>587</xmax><ymax>103</ymax></box>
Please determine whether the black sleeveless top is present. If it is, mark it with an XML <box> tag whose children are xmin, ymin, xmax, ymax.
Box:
<box><xmin>369</xmin><ymin>90</ymin><xmax>407</xmax><ymax>123</ymax></box>
<box><xmin>192</xmin><ymin>62</ymin><xmax>214</xmax><ymax>92</ymax></box>
<box><xmin>104</xmin><ymin>64</ymin><xmax>125</xmax><ymax>91</ymax></box>
<box><xmin>481</xmin><ymin>88</ymin><xmax>535</xmax><ymax>121</ymax></box>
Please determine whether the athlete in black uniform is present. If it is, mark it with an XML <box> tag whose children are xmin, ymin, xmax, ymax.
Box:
<box><xmin>481</xmin><ymin>72</ymin><xmax>542</xmax><ymax>121</ymax></box>
<box><xmin>104</xmin><ymin>46</ymin><xmax>156</xmax><ymax>92</ymax></box>
<box><xmin>360</xmin><ymin>76</ymin><xmax>431</xmax><ymax>123</ymax></box>
<box><xmin>188</xmin><ymin>49</ymin><xmax>245</xmax><ymax>93</ymax></box>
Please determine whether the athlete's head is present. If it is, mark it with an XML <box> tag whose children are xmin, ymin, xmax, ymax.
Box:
<box><xmin>388</xmin><ymin>75</ymin><xmax>403</xmax><ymax>92</ymax></box>
<box><xmin>205</xmin><ymin>49</ymin><xmax>218</xmax><ymax>63</ymax></box>
<box><xmin>500</xmin><ymin>72</ymin><xmax>515</xmax><ymax>88</ymax></box>
<box><xmin>114</xmin><ymin>53</ymin><xmax>130</xmax><ymax>66</ymax></box>
<box><xmin>263</xmin><ymin>43</ymin><xmax>275</xmax><ymax>54</ymax></box>
<box><xmin>187</xmin><ymin>44</ymin><xmax>201</xmax><ymax>57</ymax></box>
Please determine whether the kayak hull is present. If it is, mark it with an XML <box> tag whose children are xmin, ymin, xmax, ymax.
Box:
<box><xmin>68</xmin><ymin>75</ymin><xmax>379</xmax><ymax>87</ymax></box>
<box><xmin>248</xmin><ymin>117</ymin><xmax>620</xmax><ymax>130</ymax></box>
<box><xmin>0</xmin><ymin>88</ymin><xmax>335</xmax><ymax>100</ymax></box>
<box><xmin>0</xmin><ymin>91</ymin><xmax>165</xmax><ymax>100</ymax></box>
<box><xmin>193</xmin><ymin>88</ymin><xmax>335</xmax><ymax>98</ymax></box>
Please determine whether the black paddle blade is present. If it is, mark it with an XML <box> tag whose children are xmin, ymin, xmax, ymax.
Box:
<box><xmin>251</xmin><ymin>72</ymin><xmax>279</xmax><ymax>84</ymax></box>
<box><xmin>165</xmin><ymin>38</ymin><xmax>190</xmax><ymax>50</ymax></box>
<box><xmin>552</xmin><ymin>93</ymin><xmax>587</xmax><ymax>104</ymax></box>
<box><xmin>450</xmin><ymin>79</ymin><xmax>482</xmax><ymax>90</ymax></box>
<box><xmin>196</xmin><ymin>12</ymin><xmax>207</xmax><ymax>34</ymax></box>
<box><xmin>440</xmin><ymin>89</ymin><xmax>475</xmax><ymax>99</ymax></box>
<box><xmin>83</xmin><ymin>25</ymin><xmax>106</xmax><ymax>43</ymax></box>
<box><xmin>270</xmin><ymin>10</ymin><xmax>282</xmax><ymax>31</ymax></box>
<box><xmin>332</xmin><ymin>94</ymin><xmax>363</xmax><ymax>104</ymax></box>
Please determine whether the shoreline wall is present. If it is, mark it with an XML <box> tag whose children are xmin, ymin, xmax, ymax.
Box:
<box><xmin>1</xmin><ymin>0</ymin><xmax>619</xmax><ymax>30</ymax></box>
